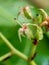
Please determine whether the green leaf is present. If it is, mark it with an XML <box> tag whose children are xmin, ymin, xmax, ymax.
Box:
<box><xmin>0</xmin><ymin>61</ymin><xmax>5</xmax><ymax>65</ymax></box>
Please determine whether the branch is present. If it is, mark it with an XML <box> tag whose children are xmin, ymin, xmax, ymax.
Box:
<box><xmin>0</xmin><ymin>32</ymin><xmax>28</xmax><ymax>61</ymax></box>
<box><xmin>0</xmin><ymin>52</ymin><xmax>12</xmax><ymax>61</ymax></box>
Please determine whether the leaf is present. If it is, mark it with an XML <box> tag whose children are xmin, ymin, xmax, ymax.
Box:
<box><xmin>0</xmin><ymin>61</ymin><xmax>5</xmax><ymax>65</ymax></box>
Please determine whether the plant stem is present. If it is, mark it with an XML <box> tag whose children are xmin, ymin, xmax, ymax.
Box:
<box><xmin>30</xmin><ymin>45</ymin><xmax>37</xmax><ymax>59</ymax></box>
<box><xmin>0</xmin><ymin>32</ymin><xmax>28</xmax><ymax>61</ymax></box>
<box><xmin>31</xmin><ymin>40</ymin><xmax>38</xmax><ymax>59</ymax></box>
<box><xmin>0</xmin><ymin>32</ymin><xmax>37</xmax><ymax>65</ymax></box>
<box><xmin>30</xmin><ymin>60</ymin><xmax>37</xmax><ymax>65</ymax></box>
<box><xmin>0</xmin><ymin>52</ymin><xmax>12</xmax><ymax>61</ymax></box>
<box><xmin>28</xmin><ymin>44</ymin><xmax>37</xmax><ymax>61</ymax></box>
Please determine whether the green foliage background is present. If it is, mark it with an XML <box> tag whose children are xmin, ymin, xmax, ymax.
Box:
<box><xmin>0</xmin><ymin>0</ymin><xmax>49</xmax><ymax>65</ymax></box>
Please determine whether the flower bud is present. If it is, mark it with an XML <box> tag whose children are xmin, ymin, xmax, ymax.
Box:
<box><xmin>23</xmin><ymin>6</ymin><xmax>33</xmax><ymax>19</ymax></box>
<box><xmin>25</xmin><ymin>27</ymin><xmax>34</xmax><ymax>40</ymax></box>
<box><xmin>40</xmin><ymin>9</ymin><xmax>47</xmax><ymax>21</ymax></box>
<box><xmin>35</xmin><ymin>26</ymin><xmax>43</xmax><ymax>40</ymax></box>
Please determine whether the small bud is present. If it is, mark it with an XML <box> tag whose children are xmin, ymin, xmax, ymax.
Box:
<box><xmin>40</xmin><ymin>16</ymin><xmax>49</xmax><ymax>31</ymax></box>
<box><xmin>35</xmin><ymin>26</ymin><xmax>43</xmax><ymax>40</ymax></box>
<box><xmin>23</xmin><ymin>6</ymin><xmax>33</xmax><ymax>19</ymax></box>
<box><xmin>18</xmin><ymin>24</ymin><xmax>34</xmax><ymax>42</ymax></box>
<box><xmin>40</xmin><ymin>9</ymin><xmax>48</xmax><ymax>21</ymax></box>
<box><xmin>25</xmin><ymin>27</ymin><xmax>34</xmax><ymax>40</ymax></box>
<box><xmin>40</xmin><ymin>20</ymin><xmax>48</xmax><ymax>27</ymax></box>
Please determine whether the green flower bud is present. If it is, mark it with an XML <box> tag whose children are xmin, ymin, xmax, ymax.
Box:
<box><xmin>25</xmin><ymin>27</ymin><xmax>34</xmax><ymax>40</ymax></box>
<box><xmin>23</xmin><ymin>6</ymin><xmax>33</xmax><ymax>19</ymax></box>
<box><xmin>18</xmin><ymin>24</ymin><xmax>34</xmax><ymax>42</ymax></box>
<box><xmin>35</xmin><ymin>26</ymin><xmax>43</xmax><ymax>40</ymax></box>
<box><xmin>39</xmin><ymin>9</ymin><xmax>47</xmax><ymax>21</ymax></box>
<box><xmin>27</xmin><ymin>23</ymin><xmax>43</xmax><ymax>41</ymax></box>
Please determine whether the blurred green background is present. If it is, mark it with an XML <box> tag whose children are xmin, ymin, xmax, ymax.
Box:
<box><xmin>0</xmin><ymin>0</ymin><xmax>49</xmax><ymax>65</ymax></box>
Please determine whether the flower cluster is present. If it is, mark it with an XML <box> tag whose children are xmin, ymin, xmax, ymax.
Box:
<box><xmin>17</xmin><ymin>6</ymin><xmax>49</xmax><ymax>42</ymax></box>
